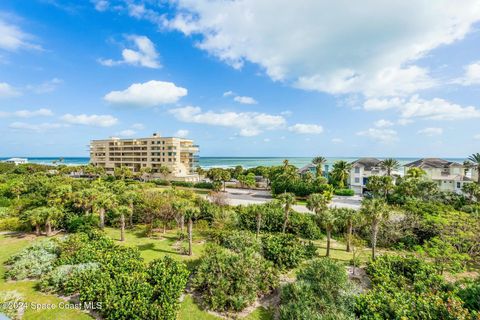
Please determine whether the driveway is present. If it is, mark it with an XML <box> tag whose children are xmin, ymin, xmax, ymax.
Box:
<box><xmin>223</xmin><ymin>188</ymin><xmax>362</xmax><ymax>211</ymax></box>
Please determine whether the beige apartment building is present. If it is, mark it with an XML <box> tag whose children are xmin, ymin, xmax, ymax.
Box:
<box><xmin>404</xmin><ymin>158</ymin><xmax>472</xmax><ymax>193</ymax></box>
<box><xmin>90</xmin><ymin>133</ymin><xmax>200</xmax><ymax>181</ymax></box>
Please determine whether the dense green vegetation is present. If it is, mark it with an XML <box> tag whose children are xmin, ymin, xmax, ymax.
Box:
<box><xmin>0</xmin><ymin>157</ymin><xmax>479</xmax><ymax>319</ymax></box>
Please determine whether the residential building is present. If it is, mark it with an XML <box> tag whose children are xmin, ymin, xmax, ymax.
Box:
<box><xmin>2</xmin><ymin>158</ymin><xmax>28</xmax><ymax>165</ymax></box>
<box><xmin>90</xmin><ymin>133</ymin><xmax>199</xmax><ymax>181</ymax></box>
<box><xmin>404</xmin><ymin>158</ymin><xmax>472</xmax><ymax>193</ymax></box>
<box><xmin>348</xmin><ymin>158</ymin><xmax>386</xmax><ymax>194</ymax></box>
<box><xmin>298</xmin><ymin>164</ymin><xmax>330</xmax><ymax>178</ymax></box>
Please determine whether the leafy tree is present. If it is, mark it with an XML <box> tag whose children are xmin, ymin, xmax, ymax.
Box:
<box><xmin>360</xmin><ymin>198</ymin><xmax>390</xmax><ymax>260</ymax></box>
<box><xmin>306</xmin><ymin>191</ymin><xmax>334</xmax><ymax>256</ymax></box>
<box><xmin>468</xmin><ymin>153</ymin><xmax>480</xmax><ymax>184</ymax></box>
<box><xmin>419</xmin><ymin>237</ymin><xmax>470</xmax><ymax>275</ymax></box>
<box><xmin>366</xmin><ymin>175</ymin><xmax>394</xmax><ymax>198</ymax></box>
<box><xmin>312</xmin><ymin>156</ymin><xmax>327</xmax><ymax>178</ymax></box>
<box><xmin>238</xmin><ymin>172</ymin><xmax>256</xmax><ymax>188</ymax></box>
<box><xmin>406</xmin><ymin>167</ymin><xmax>426</xmax><ymax>179</ymax></box>
<box><xmin>276</xmin><ymin>192</ymin><xmax>297</xmax><ymax>233</ymax></box>
<box><xmin>331</xmin><ymin>160</ymin><xmax>352</xmax><ymax>188</ymax></box>
<box><xmin>113</xmin><ymin>166</ymin><xmax>133</xmax><ymax>180</ymax></box>
<box><xmin>462</xmin><ymin>182</ymin><xmax>479</xmax><ymax>203</ymax></box>
<box><xmin>336</xmin><ymin>208</ymin><xmax>359</xmax><ymax>252</ymax></box>
<box><xmin>381</xmin><ymin>158</ymin><xmax>400</xmax><ymax>176</ymax></box>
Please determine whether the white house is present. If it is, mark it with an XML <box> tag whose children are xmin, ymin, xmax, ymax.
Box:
<box><xmin>348</xmin><ymin>158</ymin><xmax>387</xmax><ymax>194</ymax></box>
<box><xmin>3</xmin><ymin>158</ymin><xmax>28</xmax><ymax>165</ymax></box>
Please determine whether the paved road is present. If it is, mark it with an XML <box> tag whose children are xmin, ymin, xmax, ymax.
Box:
<box><xmin>223</xmin><ymin>188</ymin><xmax>362</xmax><ymax>212</ymax></box>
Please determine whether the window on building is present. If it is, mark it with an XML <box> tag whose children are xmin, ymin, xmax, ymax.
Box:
<box><xmin>354</xmin><ymin>177</ymin><xmax>360</xmax><ymax>183</ymax></box>
<box><xmin>354</xmin><ymin>167</ymin><xmax>360</xmax><ymax>173</ymax></box>
<box><xmin>456</xmin><ymin>182</ymin><xmax>461</xmax><ymax>188</ymax></box>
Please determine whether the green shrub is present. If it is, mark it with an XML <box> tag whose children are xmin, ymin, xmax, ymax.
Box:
<box><xmin>5</xmin><ymin>239</ymin><xmax>60</xmax><ymax>280</ymax></box>
<box><xmin>193</xmin><ymin>245</ymin><xmax>279</xmax><ymax>312</ymax></box>
<box><xmin>210</xmin><ymin>229</ymin><xmax>262</xmax><ymax>253</ymax></box>
<box><xmin>334</xmin><ymin>188</ymin><xmax>355</xmax><ymax>196</ymax></box>
<box><xmin>193</xmin><ymin>181</ymin><xmax>214</xmax><ymax>189</ymax></box>
<box><xmin>271</xmin><ymin>179</ymin><xmax>331</xmax><ymax>197</ymax></box>
<box><xmin>0</xmin><ymin>290</ymin><xmax>23</xmax><ymax>320</ymax></box>
<box><xmin>170</xmin><ymin>181</ymin><xmax>194</xmax><ymax>188</ymax></box>
<box><xmin>153</xmin><ymin>179</ymin><xmax>170</xmax><ymax>186</ymax></box>
<box><xmin>65</xmin><ymin>214</ymin><xmax>99</xmax><ymax>232</ymax></box>
<box><xmin>0</xmin><ymin>217</ymin><xmax>24</xmax><ymax>231</ymax></box>
<box><xmin>279</xmin><ymin>258</ymin><xmax>355</xmax><ymax>320</ymax></box>
<box><xmin>236</xmin><ymin>202</ymin><xmax>322</xmax><ymax>240</ymax></box>
<box><xmin>457</xmin><ymin>277</ymin><xmax>480</xmax><ymax>313</ymax></box>
<box><xmin>39</xmin><ymin>262</ymin><xmax>100</xmax><ymax>294</ymax></box>
<box><xmin>261</xmin><ymin>233</ymin><xmax>314</xmax><ymax>270</ymax></box>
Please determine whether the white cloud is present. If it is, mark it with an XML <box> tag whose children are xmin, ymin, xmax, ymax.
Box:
<box><xmin>374</xmin><ymin>119</ymin><xmax>394</xmax><ymax>128</ymax></box>
<box><xmin>0</xmin><ymin>108</ymin><xmax>53</xmax><ymax>118</ymax></box>
<box><xmin>365</xmin><ymin>95</ymin><xmax>480</xmax><ymax>120</ymax></box>
<box><xmin>233</xmin><ymin>95</ymin><xmax>258</xmax><ymax>105</ymax></box>
<box><xmin>104</xmin><ymin>80</ymin><xmax>187</xmax><ymax>107</ymax></box>
<box><xmin>117</xmin><ymin>129</ymin><xmax>136</xmax><ymax>137</ymax></box>
<box><xmin>174</xmin><ymin>129</ymin><xmax>189</xmax><ymax>138</ymax></box>
<box><xmin>397</xmin><ymin>118</ymin><xmax>414</xmax><ymax>126</ymax></box>
<box><xmin>223</xmin><ymin>90</ymin><xmax>234</xmax><ymax>97</ymax></box>
<box><xmin>0</xmin><ymin>18</ymin><xmax>41</xmax><ymax>51</ymax></box>
<box><xmin>331</xmin><ymin>138</ymin><xmax>343</xmax><ymax>144</ymax></box>
<box><xmin>161</xmin><ymin>0</ymin><xmax>480</xmax><ymax>96</ymax></box>
<box><xmin>356</xmin><ymin>128</ymin><xmax>398</xmax><ymax>143</ymax></box>
<box><xmin>61</xmin><ymin>114</ymin><xmax>118</xmax><ymax>127</ymax></box>
<box><xmin>9</xmin><ymin>122</ymin><xmax>66</xmax><ymax>132</ymax></box>
<box><xmin>263</xmin><ymin>138</ymin><xmax>270</xmax><ymax>142</ymax></box>
<box><xmin>475</xmin><ymin>134</ymin><xmax>480</xmax><ymax>140</ymax></box>
<box><xmin>26</xmin><ymin>78</ymin><xmax>63</xmax><ymax>94</ymax></box>
<box><xmin>169</xmin><ymin>106</ymin><xmax>286</xmax><ymax>136</ymax></box>
<box><xmin>0</xmin><ymin>82</ymin><xmax>20</xmax><ymax>98</ymax></box>
<box><xmin>455</xmin><ymin>61</ymin><xmax>480</xmax><ymax>86</ymax></box>
<box><xmin>288</xmin><ymin>123</ymin><xmax>323</xmax><ymax>134</ymax></box>
<box><xmin>131</xmin><ymin>123</ymin><xmax>145</xmax><ymax>130</ymax></box>
<box><xmin>418</xmin><ymin>127</ymin><xmax>443</xmax><ymax>136</ymax></box>
<box><xmin>99</xmin><ymin>35</ymin><xmax>160</xmax><ymax>68</ymax></box>
<box><xmin>91</xmin><ymin>0</ymin><xmax>109</xmax><ymax>11</ymax></box>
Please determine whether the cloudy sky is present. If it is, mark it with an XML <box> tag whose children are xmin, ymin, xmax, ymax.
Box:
<box><xmin>1</xmin><ymin>0</ymin><xmax>480</xmax><ymax>157</ymax></box>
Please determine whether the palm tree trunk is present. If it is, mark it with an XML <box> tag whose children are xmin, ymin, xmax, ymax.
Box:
<box><xmin>129</xmin><ymin>203</ymin><xmax>134</xmax><ymax>227</ymax></box>
<box><xmin>35</xmin><ymin>223</ymin><xmax>41</xmax><ymax>236</ymax></box>
<box><xmin>372</xmin><ymin>222</ymin><xmax>379</xmax><ymax>260</ymax></box>
<box><xmin>46</xmin><ymin>220</ymin><xmax>52</xmax><ymax>236</ymax></box>
<box><xmin>187</xmin><ymin>218</ymin><xmax>193</xmax><ymax>256</ymax></box>
<box><xmin>256</xmin><ymin>212</ymin><xmax>261</xmax><ymax>238</ymax></box>
<box><xmin>346</xmin><ymin>221</ymin><xmax>352</xmax><ymax>252</ymax></box>
<box><xmin>163</xmin><ymin>222</ymin><xmax>166</xmax><ymax>234</ymax></box>
<box><xmin>282</xmin><ymin>210</ymin><xmax>289</xmax><ymax>233</ymax></box>
<box><xmin>120</xmin><ymin>213</ymin><xmax>125</xmax><ymax>242</ymax></box>
<box><xmin>180</xmin><ymin>214</ymin><xmax>185</xmax><ymax>232</ymax></box>
<box><xmin>99</xmin><ymin>208</ymin><xmax>105</xmax><ymax>229</ymax></box>
<box><xmin>326</xmin><ymin>228</ymin><xmax>331</xmax><ymax>257</ymax></box>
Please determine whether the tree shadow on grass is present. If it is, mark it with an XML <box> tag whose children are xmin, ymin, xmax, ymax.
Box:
<box><xmin>136</xmin><ymin>243</ymin><xmax>179</xmax><ymax>256</ymax></box>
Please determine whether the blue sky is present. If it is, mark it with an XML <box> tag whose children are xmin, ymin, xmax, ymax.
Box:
<box><xmin>1</xmin><ymin>0</ymin><xmax>480</xmax><ymax>157</ymax></box>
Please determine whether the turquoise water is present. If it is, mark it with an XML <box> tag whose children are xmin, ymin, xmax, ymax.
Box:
<box><xmin>0</xmin><ymin>157</ymin><xmax>468</xmax><ymax>169</ymax></box>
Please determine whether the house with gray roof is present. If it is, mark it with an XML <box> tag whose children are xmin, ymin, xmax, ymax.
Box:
<box><xmin>348</xmin><ymin>158</ymin><xmax>387</xmax><ymax>194</ymax></box>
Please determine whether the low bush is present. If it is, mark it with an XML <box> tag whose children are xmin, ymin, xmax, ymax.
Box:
<box><xmin>271</xmin><ymin>179</ymin><xmax>331</xmax><ymax>197</ymax></box>
<box><xmin>153</xmin><ymin>179</ymin><xmax>170</xmax><ymax>186</ymax></box>
<box><xmin>210</xmin><ymin>229</ymin><xmax>262</xmax><ymax>253</ymax></box>
<box><xmin>0</xmin><ymin>290</ymin><xmax>23</xmax><ymax>320</ymax></box>
<box><xmin>236</xmin><ymin>202</ymin><xmax>322</xmax><ymax>240</ymax></box>
<box><xmin>261</xmin><ymin>233</ymin><xmax>316</xmax><ymax>269</ymax></box>
<box><xmin>0</xmin><ymin>217</ymin><xmax>24</xmax><ymax>231</ymax></box>
<box><xmin>457</xmin><ymin>277</ymin><xmax>480</xmax><ymax>313</ymax></box>
<box><xmin>170</xmin><ymin>181</ymin><xmax>194</xmax><ymax>188</ymax></box>
<box><xmin>193</xmin><ymin>181</ymin><xmax>214</xmax><ymax>189</ymax></box>
<box><xmin>279</xmin><ymin>258</ymin><xmax>355</xmax><ymax>320</ymax></box>
<box><xmin>39</xmin><ymin>262</ymin><xmax>100</xmax><ymax>294</ymax></box>
<box><xmin>334</xmin><ymin>188</ymin><xmax>355</xmax><ymax>196</ymax></box>
<box><xmin>5</xmin><ymin>239</ymin><xmax>60</xmax><ymax>280</ymax></box>
<box><xmin>65</xmin><ymin>214</ymin><xmax>99</xmax><ymax>232</ymax></box>
<box><xmin>193</xmin><ymin>244</ymin><xmax>279</xmax><ymax>312</ymax></box>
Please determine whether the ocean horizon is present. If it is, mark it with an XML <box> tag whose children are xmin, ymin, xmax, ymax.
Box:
<box><xmin>0</xmin><ymin>156</ymin><xmax>469</xmax><ymax>169</ymax></box>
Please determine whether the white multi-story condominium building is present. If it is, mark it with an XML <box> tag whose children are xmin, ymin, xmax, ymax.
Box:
<box><xmin>90</xmin><ymin>133</ymin><xmax>200</xmax><ymax>181</ymax></box>
<box><xmin>2</xmin><ymin>158</ymin><xmax>28</xmax><ymax>165</ymax></box>
<box><xmin>348</xmin><ymin>158</ymin><xmax>387</xmax><ymax>194</ymax></box>
<box><xmin>404</xmin><ymin>158</ymin><xmax>472</xmax><ymax>193</ymax></box>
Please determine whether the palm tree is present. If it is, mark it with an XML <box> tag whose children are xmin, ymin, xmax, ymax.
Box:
<box><xmin>158</xmin><ymin>165</ymin><xmax>171</xmax><ymax>180</ymax></box>
<box><xmin>331</xmin><ymin>160</ymin><xmax>352</xmax><ymax>188</ymax></box>
<box><xmin>276</xmin><ymin>192</ymin><xmax>296</xmax><ymax>233</ymax></box>
<box><xmin>360</xmin><ymin>198</ymin><xmax>390</xmax><ymax>260</ymax></box>
<box><xmin>406</xmin><ymin>167</ymin><xmax>426</xmax><ymax>179</ymax></box>
<box><xmin>23</xmin><ymin>207</ymin><xmax>45</xmax><ymax>236</ymax></box>
<box><xmin>381</xmin><ymin>158</ymin><xmax>400</xmax><ymax>177</ymax></box>
<box><xmin>116</xmin><ymin>205</ymin><xmax>131</xmax><ymax>242</ymax></box>
<box><xmin>337</xmin><ymin>208</ymin><xmax>359</xmax><ymax>252</ymax></box>
<box><xmin>306</xmin><ymin>192</ymin><xmax>334</xmax><ymax>256</ymax></box>
<box><xmin>185</xmin><ymin>205</ymin><xmax>200</xmax><ymax>256</ymax></box>
<box><xmin>312</xmin><ymin>156</ymin><xmax>327</xmax><ymax>178</ymax></box>
<box><xmin>468</xmin><ymin>153</ymin><xmax>480</xmax><ymax>184</ymax></box>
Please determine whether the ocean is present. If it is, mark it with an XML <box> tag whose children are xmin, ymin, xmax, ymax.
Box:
<box><xmin>0</xmin><ymin>156</ymin><xmax>469</xmax><ymax>169</ymax></box>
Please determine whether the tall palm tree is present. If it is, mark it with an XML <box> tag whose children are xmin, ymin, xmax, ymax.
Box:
<box><xmin>337</xmin><ymin>208</ymin><xmax>359</xmax><ymax>252</ymax></box>
<box><xmin>185</xmin><ymin>204</ymin><xmax>200</xmax><ymax>256</ymax></box>
<box><xmin>307</xmin><ymin>192</ymin><xmax>334</xmax><ymax>256</ymax></box>
<box><xmin>360</xmin><ymin>198</ymin><xmax>390</xmax><ymax>260</ymax></box>
<box><xmin>276</xmin><ymin>192</ymin><xmax>296</xmax><ymax>233</ymax></box>
<box><xmin>468</xmin><ymin>153</ymin><xmax>480</xmax><ymax>184</ymax></box>
<box><xmin>158</xmin><ymin>165</ymin><xmax>171</xmax><ymax>180</ymax></box>
<box><xmin>312</xmin><ymin>156</ymin><xmax>327</xmax><ymax>178</ymax></box>
<box><xmin>381</xmin><ymin>158</ymin><xmax>400</xmax><ymax>177</ymax></box>
<box><xmin>331</xmin><ymin>160</ymin><xmax>352</xmax><ymax>188</ymax></box>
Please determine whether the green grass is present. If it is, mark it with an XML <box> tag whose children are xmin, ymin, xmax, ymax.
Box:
<box><xmin>0</xmin><ymin>233</ymin><xmax>92</xmax><ymax>320</ymax></box>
